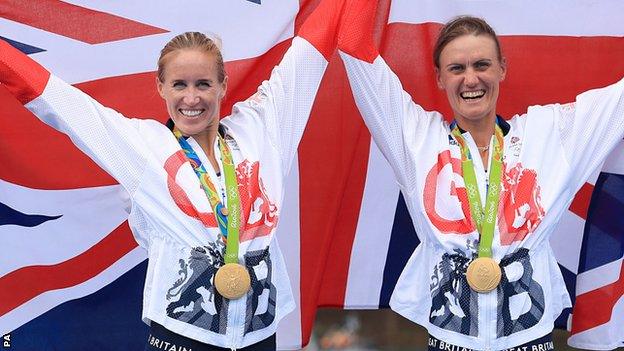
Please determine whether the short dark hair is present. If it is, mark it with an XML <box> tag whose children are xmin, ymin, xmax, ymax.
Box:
<box><xmin>433</xmin><ymin>16</ymin><xmax>503</xmax><ymax>68</ymax></box>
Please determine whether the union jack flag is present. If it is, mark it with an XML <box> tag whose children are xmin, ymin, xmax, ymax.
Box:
<box><xmin>0</xmin><ymin>0</ymin><xmax>623</xmax><ymax>350</ymax></box>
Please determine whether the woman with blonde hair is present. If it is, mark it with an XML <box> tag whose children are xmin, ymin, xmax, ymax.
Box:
<box><xmin>0</xmin><ymin>0</ymin><xmax>345</xmax><ymax>349</ymax></box>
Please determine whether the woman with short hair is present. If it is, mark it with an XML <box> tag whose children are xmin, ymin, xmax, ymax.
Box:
<box><xmin>338</xmin><ymin>1</ymin><xmax>623</xmax><ymax>350</ymax></box>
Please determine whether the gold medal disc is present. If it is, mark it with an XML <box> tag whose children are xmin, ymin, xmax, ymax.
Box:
<box><xmin>466</xmin><ymin>257</ymin><xmax>501</xmax><ymax>293</ymax></box>
<box><xmin>215</xmin><ymin>263</ymin><xmax>251</xmax><ymax>299</ymax></box>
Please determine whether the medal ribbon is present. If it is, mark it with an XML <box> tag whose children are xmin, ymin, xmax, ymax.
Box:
<box><xmin>451</xmin><ymin>122</ymin><xmax>504</xmax><ymax>258</ymax></box>
<box><xmin>174</xmin><ymin>130</ymin><xmax>241</xmax><ymax>264</ymax></box>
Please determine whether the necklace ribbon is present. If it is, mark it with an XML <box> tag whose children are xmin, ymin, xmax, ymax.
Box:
<box><xmin>174</xmin><ymin>129</ymin><xmax>241</xmax><ymax>264</ymax></box>
<box><xmin>450</xmin><ymin>122</ymin><xmax>504</xmax><ymax>258</ymax></box>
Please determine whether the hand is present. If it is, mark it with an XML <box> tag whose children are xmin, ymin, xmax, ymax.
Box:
<box><xmin>298</xmin><ymin>0</ymin><xmax>348</xmax><ymax>60</ymax></box>
<box><xmin>338</xmin><ymin>0</ymin><xmax>380</xmax><ymax>63</ymax></box>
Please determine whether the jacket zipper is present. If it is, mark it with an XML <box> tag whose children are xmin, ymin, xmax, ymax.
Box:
<box><xmin>228</xmin><ymin>296</ymin><xmax>243</xmax><ymax>350</ymax></box>
<box><xmin>484</xmin><ymin>289</ymin><xmax>496</xmax><ymax>351</ymax></box>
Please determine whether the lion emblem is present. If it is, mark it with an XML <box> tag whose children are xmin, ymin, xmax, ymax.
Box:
<box><xmin>165</xmin><ymin>241</ymin><xmax>227</xmax><ymax>333</ymax></box>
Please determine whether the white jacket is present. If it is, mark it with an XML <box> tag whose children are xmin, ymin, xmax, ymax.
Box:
<box><xmin>340</xmin><ymin>50</ymin><xmax>624</xmax><ymax>350</ymax></box>
<box><xmin>1</xmin><ymin>36</ymin><xmax>327</xmax><ymax>349</ymax></box>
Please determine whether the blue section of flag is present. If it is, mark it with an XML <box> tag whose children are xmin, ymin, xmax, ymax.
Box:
<box><xmin>379</xmin><ymin>191</ymin><xmax>419</xmax><ymax>307</ymax></box>
<box><xmin>246</xmin><ymin>0</ymin><xmax>261</xmax><ymax>4</ymax></box>
<box><xmin>554</xmin><ymin>263</ymin><xmax>576</xmax><ymax>329</ymax></box>
<box><xmin>0</xmin><ymin>36</ymin><xmax>45</xmax><ymax>55</ymax></box>
<box><xmin>578</xmin><ymin>172</ymin><xmax>624</xmax><ymax>273</ymax></box>
<box><xmin>0</xmin><ymin>202</ymin><xmax>62</xmax><ymax>227</ymax></box>
<box><xmin>10</xmin><ymin>260</ymin><xmax>148</xmax><ymax>350</ymax></box>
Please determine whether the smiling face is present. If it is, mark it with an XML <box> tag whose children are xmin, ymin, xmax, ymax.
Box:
<box><xmin>157</xmin><ymin>48</ymin><xmax>227</xmax><ymax>139</ymax></box>
<box><xmin>436</xmin><ymin>34</ymin><xmax>506</xmax><ymax>126</ymax></box>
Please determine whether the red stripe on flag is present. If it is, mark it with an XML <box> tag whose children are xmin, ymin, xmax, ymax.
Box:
<box><xmin>0</xmin><ymin>77</ymin><xmax>142</xmax><ymax>190</ymax></box>
<box><xmin>298</xmin><ymin>54</ymin><xmax>371</xmax><ymax>343</ymax></box>
<box><xmin>220</xmin><ymin>40</ymin><xmax>292</xmax><ymax>117</ymax></box>
<box><xmin>296</xmin><ymin>2</ymin><xmax>394</xmax><ymax>345</ymax></box>
<box><xmin>0</xmin><ymin>0</ymin><xmax>167</xmax><ymax>44</ymax></box>
<box><xmin>570</xmin><ymin>259</ymin><xmax>624</xmax><ymax>334</ymax></box>
<box><xmin>569</xmin><ymin>182</ymin><xmax>594</xmax><ymax>220</ymax></box>
<box><xmin>0</xmin><ymin>221</ymin><xmax>137</xmax><ymax>317</ymax></box>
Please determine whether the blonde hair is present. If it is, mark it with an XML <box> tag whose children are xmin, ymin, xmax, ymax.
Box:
<box><xmin>157</xmin><ymin>31</ymin><xmax>225</xmax><ymax>83</ymax></box>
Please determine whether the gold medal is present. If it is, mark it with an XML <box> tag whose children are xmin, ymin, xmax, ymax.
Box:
<box><xmin>466</xmin><ymin>257</ymin><xmax>501</xmax><ymax>293</ymax></box>
<box><xmin>220</xmin><ymin>207</ymin><xmax>229</xmax><ymax>216</ymax></box>
<box><xmin>214</xmin><ymin>263</ymin><xmax>251</xmax><ymax>299</ymax></box>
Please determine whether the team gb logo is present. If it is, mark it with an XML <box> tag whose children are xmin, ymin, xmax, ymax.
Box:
<box><xmin>423</xmin><ymin>150</ymin><xmax>545</xmax><ymax>245</ymax></box>
<box><xmin>164</xmin><ymin>150</ymin><xmax>278</xmax><ymax>242</ymax></box>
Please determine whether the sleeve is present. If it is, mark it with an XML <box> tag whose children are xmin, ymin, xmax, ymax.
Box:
<box><xmin>337</xmin><ymin>0</ymin><xmax>441</xmax><ymax>191</ymax></box>
<box><xmin>227</xmin><ymin>0</ymin><xmax>345</xmax><ymax>177</ymax></box>
<box><xmin>555</xmin><ymin>77</ymin><xmax>624</xmax><ymax>190</ymax></box>
<box><xmin>0</xmin><ymin>39</ymin><xmax>148</xmax><ymax>195</ymax></box>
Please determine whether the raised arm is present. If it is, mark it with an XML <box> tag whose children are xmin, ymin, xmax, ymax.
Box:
<box><xmin>0</xmin><ymin>40</ymin><xmax>148</xmax><ymax>194</ymax></box>
<box><xmin>554</xmin><ymin>77</ymin><xmax>624</xmax><ymax>190</ymax></box>
<box><xmin>227</xmin><ymin>0</ymin><xmax>345</xmax><ymax>177</ymax></box>
<box><xmin>337</xmin><ymin>0</ymin><xmax>441</xmax><ymax>191</ymax></box>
